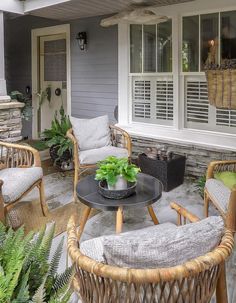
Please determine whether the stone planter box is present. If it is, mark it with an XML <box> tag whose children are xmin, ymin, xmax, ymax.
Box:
<box><xmin>138</xmin><ymin>153</ymin><xmax>186</xmax><ymax>191</ymax></box>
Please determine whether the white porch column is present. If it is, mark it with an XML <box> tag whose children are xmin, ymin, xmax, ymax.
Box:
<box><xmin>0</xmin><ymin>11</ymin><xmax>10</xmax><ymax>102</ymax></box>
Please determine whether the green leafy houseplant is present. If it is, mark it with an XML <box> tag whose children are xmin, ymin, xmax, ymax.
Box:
<box><xmin>42</xmin><ymin>106</ymin><xmax>72</xmax><ymax>165</ymax></box>
<box><xmin>0</xmin><ymin>223</ymin><xmax>73</xmax><ymax>303</ymax></box>
<box><xmin>195</xmin><ymin>175</ymin><xmax>206</xmax><ymax>198</ymax></box>
<box><xmin>95</xmin><ymin>156</ymin><xmax>140</xmax><ymax>189</ymax></box>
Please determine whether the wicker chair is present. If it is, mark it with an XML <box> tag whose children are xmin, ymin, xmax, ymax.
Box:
<box><xmin>204</xmin><ymin>160</ymin><xmax>236</xmax><ymax>232</ymax></box>
<box><xmin>67</xmin><ymin>125</ymin><xmax>132</xmax><ymax>201</ymax></box>
<box><xmin>67</xmin><ymin>202</ymin><xmax>234</xmax><ymax>303</ymax></box>
<box><xmin>0</xmin><ymin>141</ymin><xmax>48</xmax><ymax>223</ymax></box>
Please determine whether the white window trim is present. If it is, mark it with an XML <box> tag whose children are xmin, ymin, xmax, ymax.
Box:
<box><xmin>117</xmin><ymin>1</ymin><xmax>236</xmax><ymax>152</ymax></box>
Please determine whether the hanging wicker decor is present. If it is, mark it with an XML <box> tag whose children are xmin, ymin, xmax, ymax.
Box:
<box><xmin>205</xmin><ymin>61</ymin><xmax>236</xmax><ymax>109</ymax></box>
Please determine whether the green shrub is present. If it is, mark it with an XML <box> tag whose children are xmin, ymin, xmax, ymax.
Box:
<box><xmin>0</xmin><ymin>223</ymin><xmax>73</xmax><ymax>303</ymax></box>
<box><xmin>195</xmin><ymin>175</ymin><xmax>206</xmax><ymax>198</ymax></box>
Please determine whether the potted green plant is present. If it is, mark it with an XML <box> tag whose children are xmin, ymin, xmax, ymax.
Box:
<box><xmin>42</xmin><ymin>106</ymin><xmax>73</xmax><ymax>169</ymax></box>
<box><xmin>95</xmin><ymin>156</ymin><xmax>140</xmax><ymax>190</ymax></box>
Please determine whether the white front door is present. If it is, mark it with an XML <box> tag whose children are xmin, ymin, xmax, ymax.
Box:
<box><xmin>39</xmin><ymin>33</ymin><xmax>67</xmax><ymax>133</ymax></box>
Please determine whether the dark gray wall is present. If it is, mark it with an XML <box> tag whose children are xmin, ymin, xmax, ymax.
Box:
<box><xmin>4</xmin><ymin>15</ymin><xmax>61</xmax><ymax>139</ymax></box>
<box><xmin>70</xmin><ymin>16</ymin><xmax>118</xmax><ymax>121</ymax></box>
<box><xmin>4</xmin><ymin>14</ymin><xmax>118</xmax><ymax>138</ymax></box>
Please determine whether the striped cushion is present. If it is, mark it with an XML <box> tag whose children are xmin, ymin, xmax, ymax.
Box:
<box><xmin>205</xmin><ymin>178</ymin><xmax>231</xmax><ymax>213</ymax></box>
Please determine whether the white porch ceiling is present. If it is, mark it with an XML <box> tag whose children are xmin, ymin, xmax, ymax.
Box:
<box><xmin>26</xmin><ymin>0</ymin><xmax>195</xmax><ymax>21</ymax></box>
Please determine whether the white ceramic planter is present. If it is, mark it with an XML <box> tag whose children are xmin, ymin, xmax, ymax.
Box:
<box><xmin>108</xmin><ymin>175</ymin><xmax>127</xmax><ymax>190</ymax></box>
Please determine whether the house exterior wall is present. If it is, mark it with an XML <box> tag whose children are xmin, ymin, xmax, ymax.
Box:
<box><xmin>70</xmin><ymin>17</ymin><xmax>118</xmax><ymax>122</ymax></box>
<box><xmin>4</xmin><ymin>15</ymin><xmax>61</xmax><ymax>139</ymax></box>
<box><xmin>4</xmin><ymin>14</ymin><xmax>118</xmax><ymax>139</ymax></box>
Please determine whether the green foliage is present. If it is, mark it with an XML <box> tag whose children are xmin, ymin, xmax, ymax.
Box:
<box><xmin>195</xmin><ymin>175</ymin><xmax>206</xmax><ymax>198</ymax></box>
<box><xmin>95</xmin><ymin>156</ymin><xmax>140</xmax><ymax>186</ymax></box>
<box><xmin>0</xmin><ymin>223</ymin><xmax>73</xmax><ymax>303</ymax></box>
<box><xmin>42</xmin><ymin>106</ymin><xmax>72</xmax><ymax>160</ymax></box>
<box><xmin>10</xmin><ymin>91</ymin><xmax>32</xmax><ymax>121</ymax></box>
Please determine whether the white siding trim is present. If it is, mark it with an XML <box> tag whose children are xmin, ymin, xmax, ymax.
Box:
<box><xmin>116</xmin><ymin>122</ymin><xmax>236</xmax><ymax>151</ymax></box>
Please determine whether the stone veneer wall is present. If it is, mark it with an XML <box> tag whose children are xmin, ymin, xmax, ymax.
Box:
<box><xmin>131</xmin><ymin>135</ymin><xmax>236</xmax><ymax>178</ymax></box>
<box><xmin>0</xmin><ymin>100</ymin><xmax>24</xmax><ymax>142</ymax></box>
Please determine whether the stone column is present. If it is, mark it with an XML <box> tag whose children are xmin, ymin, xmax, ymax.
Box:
<box><xmin>0</xmin><ymin>11</ymin><xmax>24</xmax><ymax>141</ymax></box>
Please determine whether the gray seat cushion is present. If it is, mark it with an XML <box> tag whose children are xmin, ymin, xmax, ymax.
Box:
<box><xmin>0</xmin><ymin>167</ymin><xmax>43</xmax><ymax>203</ymax></box>
<box><xmin>205</xmin><ymin>178</ymin><xmax>231</xmax><ymax>213</ymax></box>
<box><xmin>79</xmin><ymin>146</ymin><xmax>128</xmax><ymax>165</ymax></box>
<box><xmin>80</xmin><ymin>217</ymin><xmax>224</xmax><ymax>269</ymax></box>
<box><xmin>70</xmin><ymin>115</ymin><xmax>111</xmax><ymax>151</ymax></box>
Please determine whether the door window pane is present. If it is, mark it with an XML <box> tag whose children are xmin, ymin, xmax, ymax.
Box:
<box><xmin>44</xmin><ymin>39</ymin><xmax>66</xmax><ymax>81</ymax></box>
<box><xmin>130</xmin><ymin>25</ymin><xmax>142</xmax><ymax>73</ymax></box>
<box><xmin>157</xmin><ymin>20</ymin><xmax>172</xmax><ymax>72</ymax></box>
<box><xmin>182</xmin><ymin>16</ymin><xmax>199</xmax><ymax>72</ymax></box>
<box><xmin>200</xmin><ymin>13</ymin><xmax>219</xmax><ymax>69</ymax></box>
<box><xmin>221</xmin><ymin>11</ymin><xmax>236</xmax><ymax>62</ymax></box>
<box><xmin>143</xmin><ymin>25</ymin><xmax>156</xmax><ymax>72</ymax></box>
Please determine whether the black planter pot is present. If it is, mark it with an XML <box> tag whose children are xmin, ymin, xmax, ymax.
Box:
<box><xmin>49</xmin><ymin>145</ymin><xmax>72</xmax><ymax>165</ymax></box>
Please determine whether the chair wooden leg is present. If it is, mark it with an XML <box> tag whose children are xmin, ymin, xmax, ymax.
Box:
<box><xmin>148</xmin><ymin>205</ymin><xmax>159</xmax><ymax>225</ymax></box>
<box><xmin>38</xmin><ymin>180</ymin><xmax>48</xmax><ymax>216</ymax></box>
<box><xmin>216</xmin><ymin>263</ymin><xmax>228</xmax><ymax>303</ymax></box>
<box><xmin>0</xmin><ymin>180</ymin><xmax>5</xmax><ymax>223</ymax></box>
<box><xmin>74</xmin><ymin>167</ymin><xmax>79</xmax><ymax>203</ymax></box>
<box><xmin>204</xmin><ymin>190</ymin><xmax>209</xmax><ymax>218</ymax></box>
<box><xmin>77</xmin><ymin>206</ymin><xmax>91</xmax><ymax>238</ymax></box>
<box><xmin>116</xmin><ymin>207</ymin><xmax>123</xmax><ymax>233</ymax></box>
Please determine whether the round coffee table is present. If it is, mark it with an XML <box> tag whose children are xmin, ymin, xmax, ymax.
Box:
<box><xmin>76</xmin><ymin>173</ymin><xmax>162</xmax><ymax>234</ymax></box>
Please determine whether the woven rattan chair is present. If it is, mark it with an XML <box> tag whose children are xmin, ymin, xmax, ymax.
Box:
<box><xmin>0</xmin><ymin>141</ymin><xmax>48</xmax><ymax>223</ymax></box>
<box><xmin>67</xmin><ymin>202</ymin><xmax>234</xmax><ymax>303</ymax></box>
<box><xmin>204</xmin><ymin>160</ymin><xmax>236</xmax><ymax>231</ymax></box>
<box><xmin>67</xmin><ymin>125</ymin><xmax>132</xmax><ymax>201</ymax></box>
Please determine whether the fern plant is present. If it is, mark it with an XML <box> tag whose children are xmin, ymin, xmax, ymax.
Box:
<box><xmin>0</xmin><ymin>223</ymin><xmax>73</xmax><ymax>303</ymax></box>
<box><xmin>42</xmin><ymin>106</ymin><xmax>72</xmax><ymax>163</ymax></box>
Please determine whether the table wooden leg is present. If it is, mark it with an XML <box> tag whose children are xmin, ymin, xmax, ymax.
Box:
<box><xmin>77</xmin><ymin>206</ymin><xmax>91</xmax><ymax>238</ymax></box>
<box><xmin>116</xmin><ymin>207</ymin><xmax>123</xmax><ymax>233</ymax></box>
<box><xmin>148</xmin><ymin>205</ymin><xmax>159</xmax><ymax>225</ymax></box>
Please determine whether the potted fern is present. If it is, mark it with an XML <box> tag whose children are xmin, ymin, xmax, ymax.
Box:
<box><xmin>0</xmin><ymin>222</ymin><xmax>73</xmax><ymax>303</ymax></box>
<box><xmin>95</xmin><ymin>156</ymin><xmax>140</xmax><ymax>191</ymax></box>
<box><xmin>42</xmin><ymin>106</ymin><xmax>73</xmax><ymax>169</ymax></box>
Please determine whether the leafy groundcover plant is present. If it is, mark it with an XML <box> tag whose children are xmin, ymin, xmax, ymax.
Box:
<box><xmin>95</xmin><ymin>156</ymin><xmax>140</xmax><ymax>186</ymax></box>
<box><xmin>0</xmin><ymin>223</ymin><xmax>73</xmax><ymax>303</ymax></box>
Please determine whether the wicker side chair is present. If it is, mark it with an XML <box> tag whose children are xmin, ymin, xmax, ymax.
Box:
<box><xmin>67</xmin><ymin>125</ymin><xmax>132</xmax><ymax>201</ymax></box>
<box><xmin>0</xmin><ymin>141</ymin><xmax>48</xmax><ymax>223</ymax></box>
<box><xmin>204</xmin><ymin>160</ymin><xmax>236</xmax><ymax>231</ymax></box>
<box><xmin>67</xmin><ymin>202</ymin><xmax>234</xmax><ymax>303</ymax></box>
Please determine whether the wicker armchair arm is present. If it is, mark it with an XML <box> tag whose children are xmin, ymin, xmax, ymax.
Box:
<box><xmin>206</xmin><ymin>160</ymin><xmax>236</xmax><ymax>179</ymax></box>
<box><xmin>170</xmin><ymin>202</ymin><xmax>200</xmax><ymax>225</ymax></box>
<box><xmin>110</xmin><ymin>125</ymin><xmax>132</xmax><ymax>157</ymax></box>
<box><xmin>66</xmin><ymin>129</ymin><xmax>79</xmax><ymax>169</ymax></box>
<box><xmin>0</xmin><ymin>141</ymin><xmax>41</xmax><ymax>168</ymax></box>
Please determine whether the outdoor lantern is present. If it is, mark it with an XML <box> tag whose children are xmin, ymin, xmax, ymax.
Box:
<box><xmin>76</xmin><ymin>32</ymin><xmax>87</xmax><ymax>51</ymax></box>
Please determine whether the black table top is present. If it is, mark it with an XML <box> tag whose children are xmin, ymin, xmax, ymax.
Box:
<box><xmin>76</xmin><ymin>173</ymin><xmax>162</xmax><ymax>211</ymax></box>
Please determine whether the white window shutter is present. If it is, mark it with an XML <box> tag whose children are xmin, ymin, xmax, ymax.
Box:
<box><xmin>156</xmin><ymin>80</ymin><xmax>173</xmax><ymax>121</ymax></box>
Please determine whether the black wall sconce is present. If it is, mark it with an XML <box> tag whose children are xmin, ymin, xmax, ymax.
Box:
<box><xmin>76</xmin><ymin>32</ymin><xmax>87</xmax><ymax>51</ymax></box>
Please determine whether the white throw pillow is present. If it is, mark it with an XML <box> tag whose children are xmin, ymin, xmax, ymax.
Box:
<box><xmin>70</xmin><ymin>115</ymin><xmax>111</xmax><ymax>151</ymax></box>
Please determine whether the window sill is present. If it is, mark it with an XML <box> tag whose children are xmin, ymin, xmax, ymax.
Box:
<box><xmin>116</xmin><ymin>122</ymin><xmax>236</xmax><ymax>152</ymax></box>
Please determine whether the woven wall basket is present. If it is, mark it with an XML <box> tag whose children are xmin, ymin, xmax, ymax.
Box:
<box><xmin>205</xmin><ymin>69</ymin><xmax>236</xmax><ymax>109</ymax></box>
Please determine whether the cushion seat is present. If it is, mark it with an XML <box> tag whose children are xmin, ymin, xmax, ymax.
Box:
<box><xmin>0</xmin><ymin>167</ymin><xmax>43</xmax><ymax>203</ymax></box>
<box><xmin>205</xmin><ymin>178</ymin><xmax>231</xmax><ymax>213</ymax></box>
<box><xmin>79</xmin><ymin>146</ymin><xmax>128</xmax><ymax>165</ymax></box>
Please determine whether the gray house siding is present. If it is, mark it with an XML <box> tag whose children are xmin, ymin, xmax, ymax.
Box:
<box><xmin>70</xmin><ymin>16</ymin><xmax>118</xmax><ymax>122</ymax></box>
<box><xmin>4</xmin><ymin>14</ymin><xmax>118</xmax><ymax>138</ymax></box>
